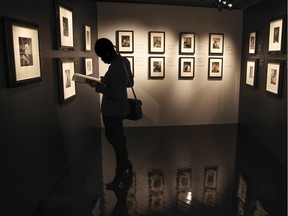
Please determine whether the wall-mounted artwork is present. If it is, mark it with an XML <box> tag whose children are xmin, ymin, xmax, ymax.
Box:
<box><xmin>204</xmin><ymin>166</ymin><xmax>218</xmax><ymax>189</ymax></box>
<box><xmin>84</xmin><ymin>25</ymin><xmax>91</xmax><ymax>51</ymax></box>
<box><xmin>55</xmin><ymin>2</ymin><xmax>74</xmax><ymax>50</ymax></box>
<box><xmin>209</xmin><ymin>33</ymin><xmax>224</xmax><ymax>55</ymax></box>
<box><xmin>58</xmin><ymin>58</ymin><xmax>76</xmax><ymax>103</ymax></box>
<box><xmin>4</xmin><ymin>17</ymin><xmax>42</xmax><ymax>87</ymax></box>
<box><xmin>268</xmin><ymin>17</ymin><xmax>284</xmax><ymax>53</ymax></box>
<box><xmin>208</xmin><ymin>58</ymin><xmax>223</xmax><ymax>79</ymax></box>
<box><xmin>126</xmin><ymin>56</ymin><xmax>134</xmax><ymax>77</ymax></box>
<box><xmin>179</xmin><ymin>32</ymin><xmax>195</xmax><ymax>55</ymax></box>
<box><xmin>85</xmin><ymin>57</ymin><xmax>93</xmax><ymax>75</ymax></box>
<box><xmin>116</xmin><ymin>30</ymin><xmax>134</xmax><ymax>53</ymax></box>
<box><xmin>246</xmin><ymin>60</ymin><xmax>257</xmax><ymax>87</ymax></box>
<box><xmin>265</xmin><ymin>60</ymin><xmax>282</xmax><ymax>96</ymax></box>
<box><xmin>149</xmin><ymin>31</ymin><xmax>165</xmax><ymax>54</ymax></box>
<box><xmin>149</xmin><ymin>57</ymin><xmax>165</xmax><ymax>78</ymax></box>
<box><xmin>248</xmin><ymin>32</ymin><xmax>257</xmax><ymax>55</ymax></box>
<box><xmin>179</xmin><ymin>57</ymin><xmax>195</xmax><ymax>79</ymax></box>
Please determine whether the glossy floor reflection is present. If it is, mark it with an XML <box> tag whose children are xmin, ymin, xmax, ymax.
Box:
<box><xmin>33</xmin><ymin>124</ymin><xmax>286</xmax><ymax>216</ymax></box>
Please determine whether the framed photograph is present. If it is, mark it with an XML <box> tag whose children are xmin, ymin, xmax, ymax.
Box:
<box><xmin>149</xmin><ymin>31</ymin><xmax>165</xmax><ymax>54</ymax></box>
<box><xmin>149</xmin><ymin>57</ymin><xmax>165</xmax><ymax>78</ymax></box>
<box><xmin>179</xmin><ymin>32</ymin><xmax>195</xmax><ymax>55</ymax></box>
<box><xmin>84</xmin><ymin>57</ymin><xmax>93</xmax><ymax>75</ymax></box>
<box><xmin>126</xmin><ymin>56</ymin><xmax>134</xmax><ymax>77</ymax></box>
<box><xmin>209</xmin><ymin>33</ymin><xmax>224</xmax><ymax>55</ymax></box>
<box><xmin>204</xmin><ymin>166</ymin><xmax>218</xmax><ymax>189</ymax></box>
<box><xmin>268</xmin><ymin>17</ymin><xmax>284</xmax><ymax>53</ymax></box>
<box><xmin>176</xmin><ymin>167</ymin><xmax>192</xmax><ymax>191</ymax></box>
<box><xmin>179</xmin><ymin>57</ymin><xmax>195</xmax><ymax>79</ymax></box>
<box><xmin>4</xmin><ymin>17</ymin><xmax>42</xmax><ymax>87</ymax></box>
<box><xmin>246</xmin><ymin>60</ymin><xmax>257</xmax><ymax>87</ymax></box>
<box><xmin>55</xmin><ymin>2</ymin><xmax>74</xmax><ymax>50</ymax></box>
<box><xmin>248</xmin><ymin>32</ymin><xmax>257</xmax><ymax>54</ymax></box>
<box><xmin>148</xmin><ymin>169</ymin><xmax>164</xmax><ymax>193</ymax></box>
<box><xmin>208</xmin><ymin>58</ymin><xmax>223</xmax><ymax>79</ymax></box>
<box><xmin>203</xmin><ymin>189</ymin><xmax>217</xmax><ymax>206</ymax></box>
<box><xmin>265</xmin><ymin>60</ymin><xmax>282</xmax><ymax>96</ymax></box>
<box><xmin>84</xmin><ymin>25</ymin><xmax>91</xmax><ymax>51</ymax></box>
<box><xmin>116</xmin><ymin>30</ymin><xmax>134</xmax><ymax>53</ymax></box>
<box><xmin>58</xmin><ymin>58</ymin><xmax>76</xmax><ymax>103</ymax></box>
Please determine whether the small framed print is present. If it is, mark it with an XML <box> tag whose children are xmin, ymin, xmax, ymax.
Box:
<box><xmin>116</xmin><ymin>30</ymin><xmax>134</xmax><ymax>53</ymax></box>
<box><xmin>149</xmin><ymin>31</ymin><xmax>165</xmax><ymax>54</ymax></box>
<box><xmin>84</xmin><ymin>25</ymin><xmax>91</xmax><ymax>51</ymax></box>
<box><xmin>179</xmin><ymin>32</ymin><xmax>195</xmax><ymax>55</ymax></box>
<box><xmin>203</xmin><ymin>189</ymin><xmax>217</xmax><ymax>206</ymax></box>
<box><xmin>58</xmin><ymin>58</ymin><xmax>76</xmax><ymax>103</ymax></box>
<box><xmin>149</xmin><ymin>57</ymin><xmax>165</xmax><ymax>78</ymax></box>
<box><xmin>208</xmin><ymin>58</ymin><xmax>223</xmax><ymax>79</ymax></box>
<box><xmin>55</xmin><ymin>1</ymin><xmax>74</xmax><ymax>50</ymax></box>
<box><xmin>265</xmin><ymin>60</ymin><xmax>282</xmax><ymax>96</ymax></box>
<box><xmin>148</xmin><ymin>169</ymin><xmax>164</xmax><ymax>193</ymax></box>
<box><xmin>126</xmin><ymin>56</ymin><xmax>134</xmax><ymax>77</ymax></box>
<box><xmin>209</xmin><ymin>33</ymin><xmax>224</xmax><ymax>55</ymax></box>
<box><xmin>4</xmin><ymin>17</ymin><xmax>42</xmax><ymax>87</ymax></box>
<box><xmin>268</xmin><ymin>17</ymin><xmax>284</xmax><ymax>53</ymax></box>
<box><xmin>204</xmin><ymin>166</ymin><xmax>218</xmax><ymax>189</ymax></box>
<box><xmin>85</xmin><ymin>57</ymin><xmax>93</xmax><ymax>75</ymax></box>
<box><xmin>246</xmin><ymin>60</ymin><xmax>257</xmax><ymax>87</ymax></box>
<box><xmin>179</xmin><ymin>57</ymin><xmax>195</xmax><ymax>79</ymax></box>
<box><xmin>249</xmin><ymin>32</ymin><xmax>257</xmax><ymax>55</ymax></box>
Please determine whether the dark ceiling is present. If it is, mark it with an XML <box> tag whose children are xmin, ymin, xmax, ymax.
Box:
<box><xmin>95</xmin><ymin>0</ymin><xmax>263</xmax><ymax>10</ymax></box>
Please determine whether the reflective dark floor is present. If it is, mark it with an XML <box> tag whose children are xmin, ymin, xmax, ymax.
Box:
<box><xmin>32</xmin><ymin>124</ymin><xmax>286</xmax><ymax>216</ymax></box>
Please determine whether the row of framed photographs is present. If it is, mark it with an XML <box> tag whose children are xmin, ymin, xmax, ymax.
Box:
<box><xmin>245</xmin><ymin>59</ymin><xmax>283</xmax><ymax>96</ymax></box>
<box><xmin>116</xmin><ymin>30</ymin><xmax>224</xmax><ymax>55</ymax></box>
<box><xmin>126</xmin><ymin>56</ymin><xmax>223</xmax><ymax>79</ymax></box>
<box><xmin>248</xmin><ymin>16</ymin><xmax>285</xmax><ymax>54</ymax></box>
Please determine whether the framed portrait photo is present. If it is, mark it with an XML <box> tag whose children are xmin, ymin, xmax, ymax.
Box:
<box><xmin>4</xmin><ymin>17</ymin><xmax>42</xmax><ymax>87</ymax></box>
<box><xmin>58</xmin><ymin>58</ymin><xmax>76</xmax><ymax>103</ymax></box>
<box><xmin>84</xmin><ymin>57</ymin><xmax>93</xmax><ymax>75</ymax></box>
<box><xmin>179</xmin><ymin>57</ymin><xmax>195</xmax><ymax>79</ymax></box>
<box><xmin>116</xmin><ymin>30</ymin><xmax>134</xmax><ymax>53</ymax></box>
<box><xmin>204</xmin><ymin>166</ymin><xmax>218</xmax><ymax>189</ymax></box>
<box><xmin>149</xmin><ymin>31</ymin><xmax>165</xmax><ymax>54</ymax></box>
<box><xmin>179</xmin><ymin>32</ymin><xmax>195</xmax><ymax>55</ymax></box>
<box><xmin>265</xmin><ymin>60</ymin><xmax>282</xmax><ymax>96</ymax></box>
<box><xmin>268</xmin><ymin>17</ymin><xmax>284</xmax><ymax>53</ymax></box>
<box><xmin>246</xmin><ymin>60</ymin><xmax>257</xmax><ymax>87</ymax></box>
<box><xmin>126</xmin><ymin>56</ymin><xmax>134</xmax><ymax>77</ymax></box>
<box><xmin>55</xmin><ymin>2</ymin><xmax>74</xmax><ymax>50</ymax></box>
<box><xmin>249</xmin><ymin>32</ymin><xmax>257</xmax><ymax>54</ymax></box>
<box><xmin>208</xmin><ymin>58</ymin><xmax>223</xmax><ymax>79</ymax></box>
<box><xmin>84</xmin><ymin>25</ymin><xmax>91</xmax><ymax>51</ymax></box>
<box><xmin>209</xmin><ymin>33</ymin><xmax>224</xmax><ymax>55</ymax></box>
<box><xmin>149</xmin><ymin>57</ymin><xmax>165</xmax><ymax>78</ymax></box>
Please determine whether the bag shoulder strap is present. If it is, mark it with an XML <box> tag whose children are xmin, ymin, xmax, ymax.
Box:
<box><xmin>123</xmin><ymin>62</ymin><xmax>138</xmax><ymax>101</ymax></box>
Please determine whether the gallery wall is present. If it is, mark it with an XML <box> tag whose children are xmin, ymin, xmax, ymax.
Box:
<box><xmin>238</xmin><ymin>0</ymin><xmax>287</xmax><ymax>164</ymax></box>
<box><xmin>97</xmin><ymin>2</ymin><xmax>243</xmax><ymax>127</ymax></box>
<box><xmin>0</xmin><ymin>0</ymin><xmax>101</xmax><ymax>215</ymax></box>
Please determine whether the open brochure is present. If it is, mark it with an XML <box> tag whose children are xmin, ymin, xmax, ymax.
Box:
<box><xmin>72</xmin><ymin>73</ymin><xmax>101</xmax><ymax>84</ymax></box>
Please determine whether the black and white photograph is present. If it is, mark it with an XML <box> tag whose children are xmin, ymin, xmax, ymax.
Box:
<box><xmin>179</xmin><ymin>57</ymin><xmax>195</xmax><ymax>79</ymax></box>
<box><xmin>209</xmin><ymin>33</ymin><xmax>224</xmax><ymax>55</ymax></box>
<box><xmin>149</xmin><ymin>57</ymin><xmax>165</xmax><ymax>78</ymax></box>
<box><xmin>204</xmin><ymin>166</ymin><xmax>218</xmax><ymax>189</ymax></box>
<box><xmin>149</xmin><ymin>31</ymin><xmax>165</xmax><ymax>54</ymax></box>
<box><xmin>208</xmin><ymin>58</ymin><xmax>223</xmax><ymax>79</ymax></box>
<box><xmin>268</xmin><ymin>17</ymin><xmax>284</xmax><ymax>53</ymax></box>
<box><xmin>266</xmin><ymin>61</ymin><xmax>282</xmax><ymax>96</ymax></box>
<box><xmin>85</xmin><ymin>57</ymin><xmax>93</xmax><ymax>75</ymax></box>
<box><xmin>179</xmin><ymin>32</ymin><xmax>195</xmax><ymax>54</ymax></box>
<box><xmin>246</xmin><ymin>60</ymin><xmax>257</xmax><ymax>87</ymax></box>
<box><xmin>249</xmin><ymin>32</ymin><xmax>257</xmax><ymax>54</ymax></box>
<box><xmin>84</xmin><ymin>25</ymin><xmax>91</xmax><ymax>51</ymax></box>
<box><xmin>116</xmin><ymin>30</ymin><xmax>134</xmax><ymax>53</ymax></box>
<box><xmin>126</xmin><ymin>56</ymin><xmax>134</xmax><ymax>77</ymax></box>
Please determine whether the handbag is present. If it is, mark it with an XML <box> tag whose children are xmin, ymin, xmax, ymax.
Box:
<box><xmin>123</xmin><ymin>63</ymin><xmax>143</xmax><ymax>121</ymax></box>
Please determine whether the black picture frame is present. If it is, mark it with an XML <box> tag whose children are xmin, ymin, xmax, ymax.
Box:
<box><xmin>149</xmin><ymin>57</ymin><xmax>165</xmax><ymax>79</ymax></box>
<box><xmin>84</xmin><ymin>57</ymin><xmax>93</xmax><ymax>75</ymax></box>
<box><xmin>84</xmin><ymin>24</ymin><xmax>91</xmax><ymax>51</ymax></box>
<box><xmin>149</xmin><ymin>31</ymin><xmax>165</xmax><ymax>54</ymax></box>
<box><xmin>55</xmin><ymin>1</ymin><xmax>74</xmax><ymax>50</ymax></box>
<box><xmin>209</xmin><ymin>33</ymin><xmax>224</xmax><ymax>55</ymax></box>
<box><xmin>179</xmin><ymin>57</ymin><xmax>195</xmax><ymax>79</ymax></box>
<box><xmin>248</xmin><ymin>32</ymin><xmax>257</xmax><ymax>55</ymax></box>
<box><xmin>208</xmin><ymin>58</ymin><xmax>223</xmax><ymax>79</ymax></box>
<box><xmin>265</xmin><ymin>60</ymin><xmax>283</xmax><ymax>97</ymax></box>
<box><xmin>179</xmin><ymin>32</ymin><xmax>195</xmax><ymax>55</ymax></box>
<box><xmin>116</xmin><ymin>30</ymin><xmax>134</xmax><ymax>53</ymax></box>
<box><xmin>268</xmin><ymin>16</ymin><xmax>285</xmax><ymax>54</ymax></box>
<box><xmin>4</xmin><ymin>17</ymin><xmax>42</xmax><ymax>87</ymax></box>
<box><xmin>246</xmin><ymin>59</ymin><xmax>257</xmax><ymax>87</ymax></box>
<box><xmin>125</xmin><ymin>56</ymin><xmax>134</xmax><ymax>77</ymax></box>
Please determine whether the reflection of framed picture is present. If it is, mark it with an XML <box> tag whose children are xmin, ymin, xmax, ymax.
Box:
<box><xmin>268</xmin><ymin>17</ymin><xmax>284</xmax><ymax>53</ymax></box>
<box><xmin>85</xmin><ymin>58</ymin><xmax>93</xmax><ymax>75</ymax></box>
<box><xmin>176</xmin><ymin>167</ymin><xmax>192</xmax><ymax>191</ymax></box>
<box><xmin>4</xmin><ymin>17</ymin><xmax>42</xmax><ymax>87</ymax></box>
<box><xmin>203</xmin><ymin>189</ymin><xmax>217</xmax><ymax>206</ymax></box>
<box><xmin>148</xmin><ymin>169</ymin><xmax>164</xmax><ymax>193</ymax></box>
<box><xmin>265</xmin><ymin>60</ymin><xmax>282</xmax><ymax>96</ymax></box>
<box><xmin>149</xmin><ymin>31</ymin><xmax>165</xmax><ymax>54</ymax></box>
<box><xmin>179</xmin><ymin>32</ymin><xmax>195</xmax><ymax>55</ymax></box>
<box><xmin>248</xmin><ymin>32</ymin><xmax>257</xmax><ymax>54</ymax></box>
<box><xmin>209</xmin><ymin>33</ymin><xmax>224</xmax><ymax>55</ymax></box>
<box><xmin>116</xmin><ymin>30</ymin><xmax>134</xmax><ymax>53</ymax></box>
<box><xmin>246</xmin><ymin>60</ymin><xmax>257</xmax><ymax>87</ymax></box>
<box><xmin>208</xmin><ymin>58</ymin><xmax>223</xmax><ymax>79</ymax></box>
<box><xmin>204</xmin><ymin>166</ymin><xmax>218</xmax><ymax>189</ymax></box>
<box><xmin>55</xmin><ymin>2</ymin><xmax>74</xmax><ymax>50</ymax></box>
<box><xmin>149</xmin><ymin>57</ymin><xmax>165</xmax><ymax>78</ymax></box>
<box><xmin>84</xmin><ymin>25</ymin><xmax>91</xmax><ymax>51</ymax></box>
<box><xmin>179</xmin><ymin>57</ymin><xmax>195</xmax><ymax>79</ymax></box>
<box><xmin>58</xmin><ymin>58</ymin><xmax>76</xmax><ymax>103</ymax></box>
<box><xmin>126</xmin><ymin>56</ymin><xmax>134</xmax><ymax>77</ymax></box>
